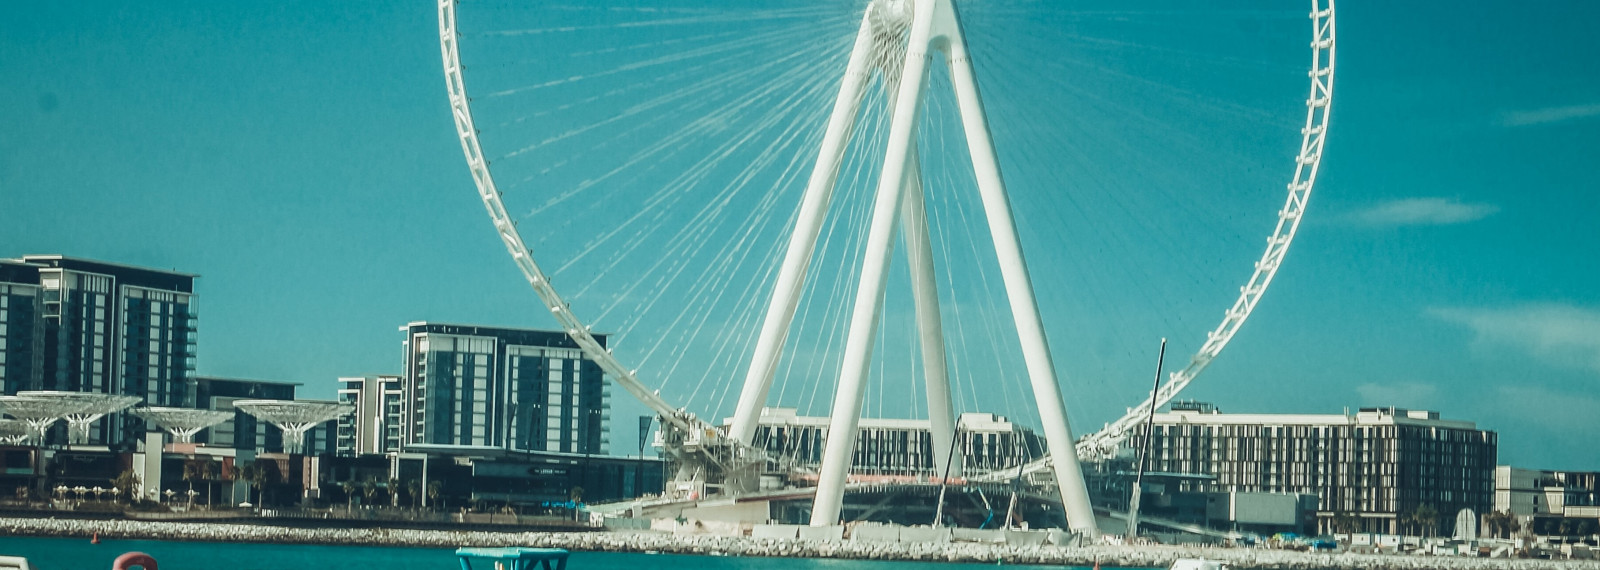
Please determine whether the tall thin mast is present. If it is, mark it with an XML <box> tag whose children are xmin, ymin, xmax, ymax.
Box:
<box><xmin>1126</xmin><ymin>338</ymin><xmax>1166</xmax><ymax>539</ymax></box>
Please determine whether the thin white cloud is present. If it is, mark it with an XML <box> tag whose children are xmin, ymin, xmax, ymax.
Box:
<box><xmin>1354</xmin><ymin>381</ymin><xmax>1438</xmax><ymax>408</ymax></box>
<box><xmin>1489</xmin><ymin>385</ymin><xmax>1600</xmax><ymax>435</ymax></box>
<box><xmin>1354</xmin><ymin>197</ymin><xmax>1498</xmax><ymax>227</ymax></box>
<box><xmin>1430</xmin><ymin>303</ymin><xmax>1600</xmax><ymax>374</ymax></box>
<box><xmin>1499</xmin><ymin>103</ymin><xmax>1600</xmax><ymax>127</ymax></box>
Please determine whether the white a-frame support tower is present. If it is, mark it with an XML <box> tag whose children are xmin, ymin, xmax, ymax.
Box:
<box><xmin>726</xmin><ymin>0</ymin><xmax>1099</xmax><ymax>537</ymax></box>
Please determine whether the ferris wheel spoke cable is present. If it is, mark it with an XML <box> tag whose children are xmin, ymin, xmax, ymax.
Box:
<box><xmin>481</xmin><ymin>18</ymin><xmax>847</xmax><ymax>100</ymax></box>
<box><xmin>979</xmin><ymin>53</ymin><xmax>1246</xmax><ymax>348</ymax></box>
<box><xmin>522</xmin><ymin>49</ymin><xmax>845</xmax><ymax>235</ymax></box>
<box><xmin>473</xmin><ymin>7</ymin><xmax>844</xmax><ymax>39</ymax></box>
<box><xmin>653</xmin><ymin>99</ymin><xmax>839</xmax><ymax>403</ymax></box>
<box><xmin>494</xmin><ymin>36</ymin><xmax>834</xmax><ymax>167</ymax></box>
<box><xmin>594</xmin><ymin>100</ymin><xmax>835</xmax><ymax>338</ymax></box>
<box><xmin>521</xmin><ymin>63</ymin><xmax>827</xmax><ymax>256</ymax></box>
<box><xmin>496</xmin><ymin>30</ymin><xmax>840</xmax><ymax>199</ymax></box>
<box><xmin>602</xmin><ymin>72</ymin><xmax>840</xmax><ymax>341</ymax></box>
<box><xmin>786</xmin><ymin>94</ymin><xmax>892</xmax><ymax>414</ymax></box>
<box><xmin>937</xmin><ymin>144</ymin><xmax>1024</xmax><ymax>420</ymax></box>
<box><xmin>550</xmin><ymin>58</ymin><xmax>837</xmax><ymax>288</ymax></box>
<box><xmin>928</xmin><ymin>167</ymin><xmax>983</xmax><ymax>416</ymax></box>
<box><xmin>490</xmin><ymin>27</ymin><xmax>833</xmax><ymax>139</ymax></box>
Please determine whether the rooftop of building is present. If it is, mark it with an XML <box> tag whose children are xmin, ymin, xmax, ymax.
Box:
<box><xmin>193</xmin><ymin>375</ymin><xmax>304</xmax><ymax>387</ymax></box>
<box><xmin>0</xmin><ymin>259</ymin><xmax>42</xmax><ymax>285</ymax></box>
<box><xmin>402</xmin><ymin>321</ymin><xmax>607</xmax><ymax>347</ymax></box>
<box><xmin>19</xmin><ymin>255</ymin><xmax>197</xmax><ymax>293</ymax></box>
<box><xmin>1152</xmin><ymin>403</ymin><xmax>1480</xmax><ymax>430</ymax></box>
<box><xmin>336</xmin><ymin>375</ymin><xmax>402</xmax><ymax>382</ymax></box>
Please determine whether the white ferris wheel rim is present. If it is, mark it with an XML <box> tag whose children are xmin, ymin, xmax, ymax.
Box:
<box><xmin>434</xmin><ymin>0</ymin><xmax>1336</xmax><ymax>454</ymax></box>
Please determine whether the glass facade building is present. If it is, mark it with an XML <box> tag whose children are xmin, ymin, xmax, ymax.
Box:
<box><xmin>0</xmin><ymin>261</ymin><xmax>45</xmax><ymax>395</ymax></box>
<box><xmin>336</xmin><ymin>375</ymin><xmax>403</xmax><ymax>456</ymax></box>
<box><xmin>2</xmin><ymin>256</ymin><xmax>197</xmax><ymax>447</ymax></box>
<box><xmin>400</xmin><ymin>323</ymin><xmax>609</xmax><ymax>455</ymax></box>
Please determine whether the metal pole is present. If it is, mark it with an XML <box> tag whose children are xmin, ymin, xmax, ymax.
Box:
<box><xmin>1127</xmin><ymin>338</ymin><xmax>1167</xmax><ymax>540</ymax></box>
<box><xmin>932</xmin><ymin>420</ymin><xmax>962</xmax><ymax>527</ymax></box>
<box><xmin>637</xmin><ymin>415</ymin><xmax>651</xmax><ymax>498</ymax></box>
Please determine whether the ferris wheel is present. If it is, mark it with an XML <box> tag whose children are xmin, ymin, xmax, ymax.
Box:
<box><xmin>435</xmin><ymin>0</ymin><xmax>1335</xmax><ymax>504</ymax></box>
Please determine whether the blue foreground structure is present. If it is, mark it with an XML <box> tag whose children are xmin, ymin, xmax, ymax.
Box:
<box><xmin>455</xmin><ymin>547</ymin><xmax>570</xmax><ymax>570</ymax></box>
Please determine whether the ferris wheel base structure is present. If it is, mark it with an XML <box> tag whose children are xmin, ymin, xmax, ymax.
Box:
<box><xmin>721</xmin><ymin>0</ymin><xmax>1099</xmax><ymax>536</ymax></box>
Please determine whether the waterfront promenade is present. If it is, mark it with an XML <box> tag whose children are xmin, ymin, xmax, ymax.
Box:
<box><xmin>1</xmin><ymin>517</ymin><xmax>1594</xmax><ymax>570</ymax></box>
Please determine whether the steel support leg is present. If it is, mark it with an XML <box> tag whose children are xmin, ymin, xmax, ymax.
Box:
<box><xmin>729</xmin><ymin>13</ymin><xmax>879</xmax><ymax>447</ymax></box>
<box><xmin>900</xmin><ymin>151</ymin><xmax>961</xmax><ymax>479</ymax></box>
<box><xmin>942</xmin><ymin>10</ymin><xmax>1100</xmax><ymax>538</ymax></box>
<box><xmin>810</xmin><ymin>0</ymin><xmax>936</xmax><ymax>527</ymax></box>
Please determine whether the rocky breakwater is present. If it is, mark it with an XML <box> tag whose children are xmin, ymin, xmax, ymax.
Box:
<box><xmin>1</xmin><ymin>517</ymin><xmax>1596</xmax><ymax>570</ymax></box>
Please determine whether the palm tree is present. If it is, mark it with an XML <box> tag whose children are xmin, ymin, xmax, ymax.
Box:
<box><xmin>182</xmin><ymin>458</ymin><xmax>204</xmax><ymax>509</ymax></box>
<box><xmin>361</xmin><ymin>478</ymin><xmax>378</xmax><ymax>509</ymax></box>
<box><xmin>1332</xmin><ymin>511</ymin><xmax>1361</xmax><ymax>534</ymax></box>
<box><xmin>1409</xmin><ymin>504</ymin><xmax>1439</xmax><ymax>538</ymax></box>
<box><xmin>200</xmin><ymin>459</ymin><xmax>218</xmax><ymax>508</ymax></box>
<box><xmin>341</xmin><ymin>480</ymin><xmax>357</xmax><ymax>511</ymax></box>
<box><xmin>388</xmin><ymin>477</ymin><xmax>401</xmax><ymax>508</ymax></box>
<box><xmin>238</xmin><ymin>461</ymin><xmax>269</xmax><ymax>506</ymax></box>
<box><xmin>407</xmin><ymin>479</ymin><xmax>421</xmax><ymax>510</ymax></box>
<box><xmin>1560</xmin><ymin>518</ymin><xmax>1580</xmax><ymax>537</ymax></box>
<box><xmin>112</xmin><ymin>470</ymin><xmax>140</xmax><ymax>504</ymax></box>
<box><xmin>1486</xmin><ymin>510</ymin><xmax>1519</xmax><ymax>539</ymax></box>
<box><xmin>427</xmin><ymin>480</ymin><xmax>442</xmax><ymax>511</ymax></box>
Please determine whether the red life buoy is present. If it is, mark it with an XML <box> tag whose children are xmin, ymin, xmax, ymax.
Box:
<box><xmin>112</xmin><ymin>552</ymin><xmax>157</xmax><ymax>570</ymax></box>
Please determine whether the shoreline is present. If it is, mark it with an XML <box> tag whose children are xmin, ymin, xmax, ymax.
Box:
<box><xmin>0</xmin><ymin>517</ymin><xmax>1595</xmax><ymax>570</ymax></box>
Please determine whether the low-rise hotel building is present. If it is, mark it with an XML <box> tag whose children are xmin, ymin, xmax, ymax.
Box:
<box><xmin>1129</xmin><ymin>403</ymin><xmax>1497</xmax><ymax>535</ymax></box>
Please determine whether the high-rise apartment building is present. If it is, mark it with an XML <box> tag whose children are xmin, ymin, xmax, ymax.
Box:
<box><xmin>336</xmin><ymin>375</ymin><xmax>403</xmax><ymax>456</ymax></box>
<box><xmin>0</xmin><ymin>260</ymin><xmax>45</xmax><ymax>394</ymax></box>
<box><xmin>1</xmin><ymin>256</ymin><xmax>197</xmax><ymax>446</ymax></box>
<box><xmin>399</xmin><ymin>323</ymin><xmax>609</xmax><ymax>454</ymax></box>
<box><xmin>1131</xmin><ymin>403</ymin><xmax>1497</xmax><ymax>535</ymax></box>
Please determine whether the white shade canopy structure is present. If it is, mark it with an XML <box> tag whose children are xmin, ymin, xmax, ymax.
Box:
<box><xmin>131</xmin><ymin>407</ymin><xmax>234</xmax><ymax>444</ymax></box>
<box><xmin>0</xmin><ymin>419</ymin><xmax>29</xmax><ymax>445</ymax></box>
<box><xmin>17</xmin><ymin>391</ymin><xmax>143</xmax><ymax>445</ymax></box>
<box><xmin>232</xmin><ymin>400</ymin><xmax>353</xmax><ymax>454</ymax></box>
<box><xmin>0</xmin><ymin>395</ymin><xmax>82</xmax><ymax>445</ymax></box>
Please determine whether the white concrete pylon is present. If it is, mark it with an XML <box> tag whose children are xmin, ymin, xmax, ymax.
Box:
<box><xmin>803</xmin><ymin>0</ymin><xmax>1099</xmax><ymax>538</ymax></box>
<box><xmin>900</xmin><ymin>150</ymin><xmax>960</xmax><ymax>480</ymax></box>
<box><xmin>727</xmin><ymin>14</ymin><xmax>880</xmax><ymax>447</ymax></box>
<box><xmin>810</xmin><ymin>0</ymin><xmax>935</xmax><ymax>527</ymax></box>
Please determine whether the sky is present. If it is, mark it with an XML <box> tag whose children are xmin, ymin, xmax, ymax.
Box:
<box><xmin>2</xmin><ymin>1</ymin><xmax>1597</xmax><ymax>470</ymax></box>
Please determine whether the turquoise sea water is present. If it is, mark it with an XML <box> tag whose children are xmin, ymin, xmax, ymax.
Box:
<box><xmin>0</xmin><ymin>537</ymin><xmax>1117</xmax><ymax>570</ymax></box>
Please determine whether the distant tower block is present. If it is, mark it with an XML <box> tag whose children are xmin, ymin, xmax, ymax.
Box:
<box><xmin>18</xmin><ymin>391</ymin><xmax>143</xmax><ymax>445</ymax></box>
<box><xmin>132</xmin><ymin>407</ymin><xmax>234</xmax><ymax>444</ymax></box>
<box><xmin>0</xmin><ymin>419</ymin><xmax>29</xmax><ymax>445</ymax></box>
<box><xmin>233</xmin><ymin>400</ymin><xmax>353</xmax><ymax>454</ymax></box>
<box><xmin>0</xmin><ymin>395</ymin><xmax>80</xmax><ymax>445</ymax></box>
